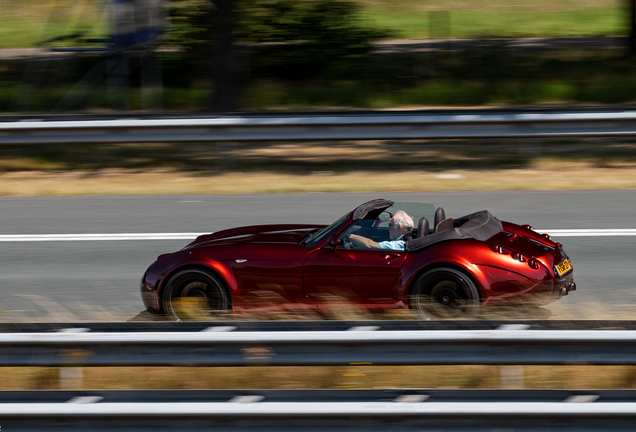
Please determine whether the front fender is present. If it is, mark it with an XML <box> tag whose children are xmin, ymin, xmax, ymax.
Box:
<box><xmin>152</xmin><ymin>249</ymin><xmax>240</xmax><ymax>311</ymax></box>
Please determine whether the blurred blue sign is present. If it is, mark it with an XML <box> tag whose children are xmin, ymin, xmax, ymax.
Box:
<box><xmin>109</xmin><ymin>0</ymin><xmax>166</xmax><ymax>50</ymax></box>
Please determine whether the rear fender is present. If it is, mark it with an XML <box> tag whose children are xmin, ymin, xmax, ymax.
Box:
<box><xmin>403</xmin><ymin>260</ymin><xmax>539</xmax><ymax>305</ymax></box>
<box><xmin>472</xmin><ymin>264</ymin><xmax>552</xmax><ymax>304</ymax></box>
<box><xmin>400</xmin><ymin>244</ymin><xmax>484</xmax><ymax>300</ymax></box>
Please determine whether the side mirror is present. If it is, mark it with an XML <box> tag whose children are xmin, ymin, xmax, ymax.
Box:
<box><xmin>328</xmin><ymin>236</ymin><xmax>341</xmax><ymax>251</ymax></box>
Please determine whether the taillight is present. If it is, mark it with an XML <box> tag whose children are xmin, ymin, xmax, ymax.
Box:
<box><xmin>490</xmin><ymin>244</ymin><xmax>509</xmax><ymax>254</ymax></box>
<box><xmin>528</xmin><ymin>258</ymin><xmax>540</xmax><ymax>269</ymax></box>
<box><xmin>512</xmin><ymin>252</ymin><xmax>526</xmax><ymax>262</ymax></box>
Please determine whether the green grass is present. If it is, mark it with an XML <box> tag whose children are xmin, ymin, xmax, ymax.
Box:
<box><xmin>0</xmin><ymin>0</ymin><xmax>626</xmax><ymax>49</ymax></box>
<box><xmin>0</xmin><ymin>0</ymin><xmax>108</xmax><ymax>49</ymax></box>
<box><xmin>359</xmin><ymin>5</ymin><xmax>623</xmax><ymax>39</ymax></box>
<box><xmin>449</xmin><ymin>7</ymin><xmax>622</xmax><ymax>38</ymax></box>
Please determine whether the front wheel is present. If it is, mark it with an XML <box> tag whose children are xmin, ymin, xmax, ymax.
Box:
<box><xmin>410</xmin><ymin>267</ymin><xmax>480</xmax><ymax>320</ymax></box>
<box><xmin>162</xmin><ymin>269</ymin><xmax>231</xmax><ymax>321</ymax></box>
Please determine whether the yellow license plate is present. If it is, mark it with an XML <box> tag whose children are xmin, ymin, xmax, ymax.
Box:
<box><xmin>555</xmin><ymin>258</ymin><xmax>572</xmax><ymax>276</ymax></box>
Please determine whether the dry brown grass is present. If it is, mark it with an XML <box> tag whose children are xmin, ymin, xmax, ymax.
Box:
<box><xmin>1</xmin><ymin>163</ymin><xmax>636</xmax><ymax>197</ymax></box>
<box><xmin>2</xmin><ymin>364</ymin><xmax>636</xmax><ymax>390</ymax></box>
<box><xmin>2</xmin><ymin>137</ymin><xmax>636</xmax><ymax>196</ymax></box>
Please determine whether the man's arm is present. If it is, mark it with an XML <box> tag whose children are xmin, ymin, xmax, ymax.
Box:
<box><xmin>347</xmin><ymin>234</ymin><xmax>380</xmax><ymax>249</ymax></box>
<box><xmin>378</xmin><ymin>239</ymin><xmax>405</xmax><ymax>251</ymax></box>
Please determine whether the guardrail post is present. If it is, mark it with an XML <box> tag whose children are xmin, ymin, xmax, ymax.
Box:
<box><xmin>500</xmin><ymin>365</ymin><xmax>524</xmax><ymax>388</ymax></box>
<box><xmin>59</xmin><ymin>346</ymin><xmax>91</xmax><ymax>389</ymax></box>
<box><xmin>59</xmin><ymin>367</ymin><xmax>84</xmax><ymax>389</ymax></box>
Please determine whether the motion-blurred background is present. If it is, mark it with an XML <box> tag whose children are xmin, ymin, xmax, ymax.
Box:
<box><xmin>2</xmin><ymin>0</ymin><xmax>635</xmax><ymax>113</ymax></box>
<box><xmin>2</xmin><ymin>0</ymin><xmax>636</xmax><ymax>195</ymax></box>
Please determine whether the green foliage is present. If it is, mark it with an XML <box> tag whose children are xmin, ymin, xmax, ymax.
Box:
<box><xmin>165</xmin><ymin>0</ymin><xmax>214</xmax><ymax>53</ymax></box>
<box><xmin>164</xmin><ymin>0</ymin><xmax>390</xmax><ymax>77</ymax></box>
<box><xmin>0</xmin><ymin>0</ymin><xmax>624</xmax><ymax>49</ymax></box>
<box><xmin>242</xmin><ymin>0</ymin><xmax>390</xmax><ymax>74</ymax></box>
<box><xmin>239</xmin><ymin>0</ymin><xmax>389</xmax><ymax>47</ymax></box>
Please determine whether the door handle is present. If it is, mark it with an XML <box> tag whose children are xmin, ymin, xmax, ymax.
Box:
<box><xmin>383</xmin><ymin>253</ymin><xmax>401</xmax><ymax>259</ymax></box>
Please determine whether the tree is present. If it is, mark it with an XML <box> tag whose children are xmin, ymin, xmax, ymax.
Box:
<box><xmin>630</xmin><ymin>0</ymin><xmax>636</xmax><ymax>54</ymax></box>
<box><xmin>211</xmin><ymin>0</ymin><xmax>237</xmax><ymax>111</ymax></box>
<box><xmin>165</xmin><ymin>0</ymin><xmax>389</xmax><ymax>111</ymax></box>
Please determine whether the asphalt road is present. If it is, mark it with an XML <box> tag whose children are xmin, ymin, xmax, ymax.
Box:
<box><xmin>0</xmin><ymin>191</ymin><xmax>634</xmax><ymax>322</ymax></box>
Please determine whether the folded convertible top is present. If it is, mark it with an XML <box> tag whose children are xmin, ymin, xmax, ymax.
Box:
<box><xmin>405</xmin><ymin>210</ymin><xmax>503</xmax><ymax>251</ymax></box>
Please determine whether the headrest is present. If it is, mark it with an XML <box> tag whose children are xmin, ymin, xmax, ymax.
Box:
<box><xmin>434</xmin><ymin>207</ymin><xmax>446</xmax><ymax>229</ymax></box>
<box><xmin>417</xmin><ymin>217</ymin><xmax>429</xmax><ymax>238</ymax></box>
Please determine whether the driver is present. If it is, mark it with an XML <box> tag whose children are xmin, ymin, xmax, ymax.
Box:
<box><xmin>346</xmin><ymin>210</ymin><xmax>414</xmax><ymax>251</ymax></box>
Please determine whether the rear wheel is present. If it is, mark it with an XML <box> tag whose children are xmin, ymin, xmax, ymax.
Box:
<box><xmin>162</xmin><ymin>269</ymin><xmax>230</xmax><ymax>321</ymax></box>
<box><xmin>410</xmin><ymin>267</ymin><xmax>480</xmax><ymax>320</ymax></box>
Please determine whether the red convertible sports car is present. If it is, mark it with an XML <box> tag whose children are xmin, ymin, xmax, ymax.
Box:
<box><xmin>141</xmin><ymin>199</ymin><xmax>575</xmax><ymax>321</ymax></box>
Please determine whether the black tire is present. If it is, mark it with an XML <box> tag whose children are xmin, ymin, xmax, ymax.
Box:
<box><xmin>410</xmin><ymin>267</ymin><xmax>480</xmax><ymax>320</ymax></box>
<box><xmin>162</xmin><ymin>269</ymin><xmax>231</xmax><ymax>321</ymax></box>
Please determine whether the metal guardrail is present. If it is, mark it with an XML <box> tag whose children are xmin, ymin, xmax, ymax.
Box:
<box><xmin>2</xmin><ymin>388</ymin><xmax>633</xmax><ymax>403</ymax></box>
<box><xmin>3</xmin><ymin>319</ymin><xmax>635</xmax><ymax>332</ymax></box>
<box><xmin>1</xmin><ymin>389</ymin><xmax>636</xmax><ymax>431</ymax></box>
<box><xmin>4</xmin><ymin>109</ymin><xmax>636</xmax><ymax>144</ymax></box>
<box><xmin>3</xmin><ymin>322</ymin><xmax>636</xmax><ymax>430</ymax></box>
<box><xmin>3</xmin><ymin>323</ymin><xmax>636</xmax><ymax>366</ymax></box>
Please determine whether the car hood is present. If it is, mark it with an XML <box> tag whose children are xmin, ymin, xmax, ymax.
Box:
<box><xmin>184</xmin><ymin>224</ymin><xmax>325</xmax><ymax>249</ymax></box>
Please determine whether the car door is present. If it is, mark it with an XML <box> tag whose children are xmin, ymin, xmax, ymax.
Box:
<box><xmin>302</xmin><ymin>246</ymin><xmax>408</xmax><ymax>298</ymax></box>
<box><xmin>230</xmin><ymin>243</ymin><xmax>315</xmax><ymax>310</ymax></box>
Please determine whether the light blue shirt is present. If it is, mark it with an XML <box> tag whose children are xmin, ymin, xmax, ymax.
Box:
<box><xmin>379</xmin><ymin>235</ymin><xmax>405</xmax><ymax>251</ymax></box>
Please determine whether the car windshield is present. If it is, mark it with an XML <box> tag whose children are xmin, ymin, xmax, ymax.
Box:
<box><xmin>300</xmin><ymin>211</ymin><xmax>351</xmax><ymax>247</ymax></box>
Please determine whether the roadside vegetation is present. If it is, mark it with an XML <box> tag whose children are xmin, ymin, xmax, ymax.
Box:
<box><xmin>1</xmin><ymin>0</ymin><xmax>634</xmax><ymax>112</ymax></box>
<box><xmin>0</xmin><ymin>136</ymin><xmax>635</xmax><ymax>196</ymax></box>
<box><xmin>3</xmin><ymin>364</ymin><xmax>636</xmax><ymax>390</ymax></box>
<box><xmin>0</xmin><ymin>0</ymin><xmax>623</xmax><ymax>49</ymax></box>
<box><xmin>6</xmin><ymin>48</ymin><xmax>636</xmax><ymax>111</ymax></box>
<box><xmin>239</xmin><ymin>49</ymin><xmax>636</xmax><ymax>108</ymax></box>
<box><xmin>359</xmin><ymin>0</ymin><xmax>622</xmax><ymax>39</ymax></box>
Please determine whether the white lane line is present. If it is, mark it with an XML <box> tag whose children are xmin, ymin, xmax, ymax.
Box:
<box><xmin>0</xmin><ymin>229</ymin><xmax>635</xmax><ymax>242</ymax></box>
<box><xmin>0</xmin><ymin>233</ymin><xmax>207</xmax><ymax>242</ymax></box>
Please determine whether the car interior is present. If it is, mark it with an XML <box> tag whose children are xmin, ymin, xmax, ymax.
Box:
<box><xmin>341</xmin><ymin>206</ymin><xmax>455</xmax><ymax>247</ymax></box>
<box><xmin>414</xmin><ymin>207</ymin><xmax>454</xmax><ymax>239</ymax></box>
